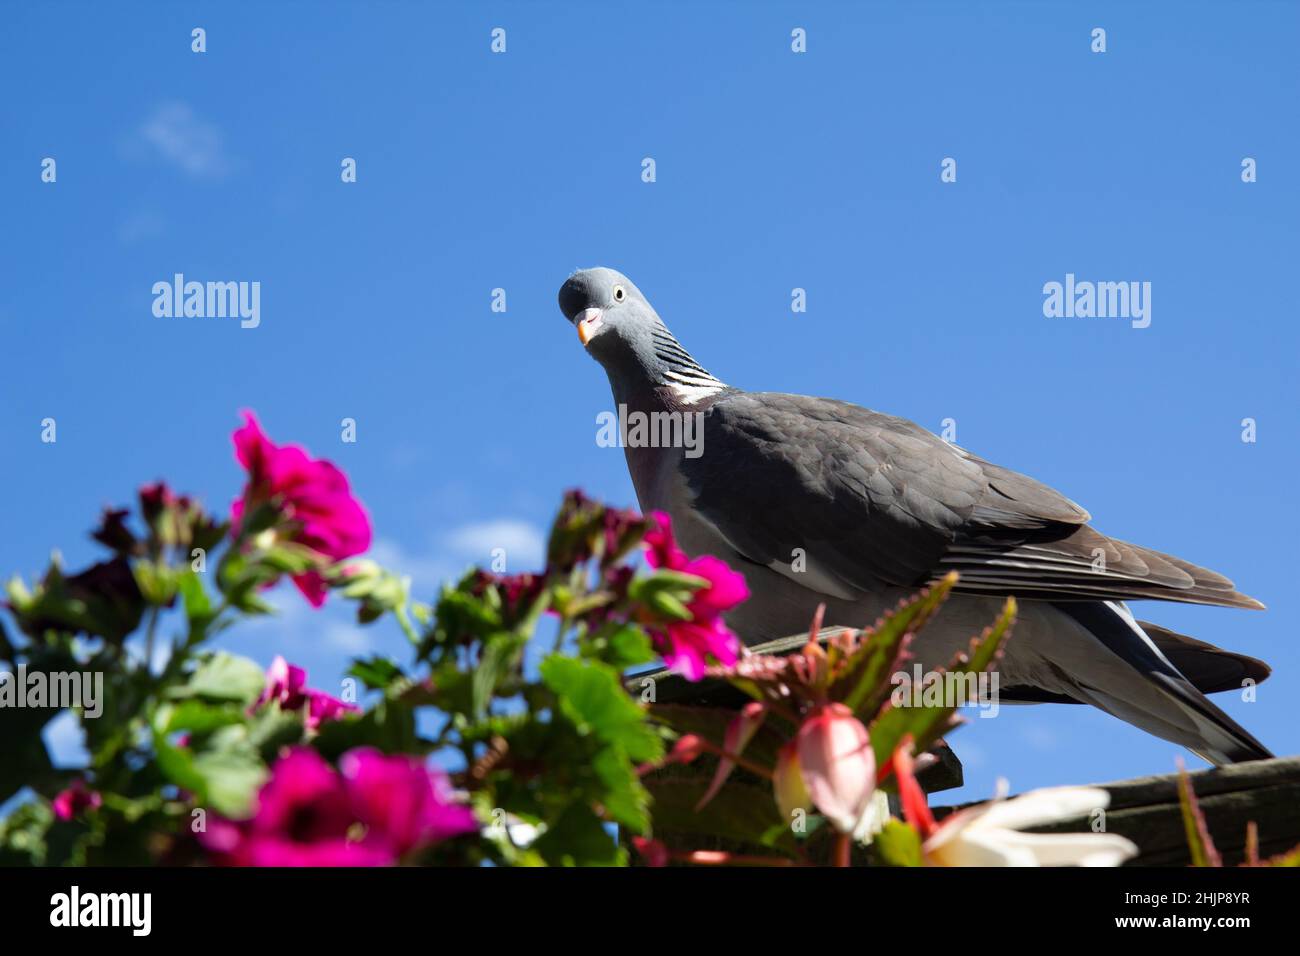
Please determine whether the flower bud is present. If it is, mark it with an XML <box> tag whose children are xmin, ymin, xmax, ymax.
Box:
<box><xmin>773</xmin><ymin>741</ymin><xmax>812</xmax><ymax>821</ymax></box>
<box><xmin>796</xmin><ymin>703</ymin><xmax>876</xmax><ymax>836</ymax></box>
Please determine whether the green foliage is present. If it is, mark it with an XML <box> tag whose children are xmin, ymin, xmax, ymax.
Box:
<box><xmin>837</xmin><ymin>574</ymin><xmax>956</xmax><ymax>715</ymax></box>
<box><xmin>872</xmin><ymin>819</ymin><xmax>924</xmax><ymax>867</ymax></box>
<box><xmin>167</xmin><ymin>652</ymin><xmax>267</xmax><ymax>707</ymax></box>
<box><xmin>6</xmin><ymin>557</ymin><xmax>144</xmax><ymax>643</ymax></box>
<box><xmin>0</xmin><ymin>484</ymin><xmax>682</xmax><ymax>868</ymax></box>
<box><xmin>866</xmin><ymin>596</ymin><xmax>1015</xmax><ymax>769</ymax></box>
<box><xmin>0</xmin><ymin>466</ymin><xmax>1039</xmax><ymax>870</ymax></box>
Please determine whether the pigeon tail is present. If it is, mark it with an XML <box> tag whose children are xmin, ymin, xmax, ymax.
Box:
<box><xmin>1056</xmin><ymin>602</ymin><xmax>1273</xmax><ymax>765</ymax></box>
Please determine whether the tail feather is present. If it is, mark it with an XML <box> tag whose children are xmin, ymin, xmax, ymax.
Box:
<box><xmin>1055</xmin><ymin>602</ymin><xmax>1272</xmax><ymax>765</ymax></box>
<box><xmin>1139</xmin><ymin>621</ymin><xmax>1271</xmax><ymax>695</ymax></box>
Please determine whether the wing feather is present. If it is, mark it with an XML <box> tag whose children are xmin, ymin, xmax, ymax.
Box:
<box><xmin>681</xmin><ymin>392</ymin><xmax>1263</xmax><ymax>610</ymax></box>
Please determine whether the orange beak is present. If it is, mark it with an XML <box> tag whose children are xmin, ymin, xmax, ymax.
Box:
<box><xmin>576</xmin><ymin>308</ymin><xmax>603</xmax><ymax>346</ymax></box>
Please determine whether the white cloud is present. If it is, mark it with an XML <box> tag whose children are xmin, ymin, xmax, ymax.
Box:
<box><xmin>368</xmin><ymin>538</ymin><xmax>458</xmax><ymax>599</ymax></box>
<box><xmin>444</xmin><ymin>520</ymin><xmax>545</xmax><ymax>571</ymax></box>
<box><xmin>324</xmin><ymin>620</ymin><xmax>372</xmax><ymax>655</ymax></box>
<box><xmin>370</xmin><ymin>518</ymin><xmax>547</xmax><ymax>600</ymax></box>
<box><xmin>126</xmin><ymin>103</ymin><xmax>230</xmax><ymax>180</ymax></box>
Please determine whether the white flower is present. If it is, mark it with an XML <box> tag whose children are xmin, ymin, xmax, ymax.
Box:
<box><xmin>924</xmin><ymin>786</ymin><xmax>1137</xmax><ymax>867</ymax></box>
<box><xmin>854</xmin><ymin>789</ymin><xmax>892</xmax><ymax>845</ymax></box>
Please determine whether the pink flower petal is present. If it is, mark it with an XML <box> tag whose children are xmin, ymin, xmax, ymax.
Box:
<box><xmin>230</xmin><ymin>411</ymin><xmax>373</xmax><ymax>609</ymax></box>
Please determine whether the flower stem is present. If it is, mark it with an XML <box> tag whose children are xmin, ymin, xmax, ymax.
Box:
<box><xmin>395</xmin><ymin>604</ymin><xmax>421</xmax><ymax>647</ymax></box>
<box><xmin>833</xmin><ymin>833</ymin><xmax>851</xmax><ymax>867</ymax></box>
<box><xmin>693</xmin><ymin>736</ymin><xmax>774</xmax><ymax>781</ymax></box>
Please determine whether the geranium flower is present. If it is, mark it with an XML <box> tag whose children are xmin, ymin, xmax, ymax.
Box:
<box><xmin>231</xmin><ymin>411</ymin><xmax>371</xmax><ymax>607</ymax></box>
<box><xmin>305</xmin><ymin>690</ymin><xmax>359</xmax><ymax>730</ymax></box>
<box><xmin>339</xmin><ymin>748</ymin><xmax>479</xmax><ymax>850</ymax></box>
<box><xmin>253</xmin><ymin>655</ymin><xmax>308</xmax><ymax>711</ymax></box>
<box><xmin>467</xmin><ymin>570</ymin><xmax>545</xmax><ymax>628</ymax></box>
<box><xmin>199</xmin><ymin>747</ymin><xmax>477</xmax><ymax>867</ymax></box>
<box><xmin>251</xmin><ymin>655</ymin><xmax>359</xmax><ymax>729</ymax></box>
<box><xmin>642</xmin><ymin>512</ymin><xmax>748</xmax><ymax>680</ymax></box>
<box><xmin>51</xmin><ymin>780</ymin><xmax>101</xmax><ymax>821</ymax></box>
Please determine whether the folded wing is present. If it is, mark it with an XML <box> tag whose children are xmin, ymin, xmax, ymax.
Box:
<box><xmin>681</xmin><ymin>392</ymin><xmax>1262</xmax><ymax>610</ymax></box>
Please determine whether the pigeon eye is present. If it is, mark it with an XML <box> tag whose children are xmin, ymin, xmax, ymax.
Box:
<box><xmin>612</xmin><ymin>285</ymin><xmax>626</xmax><ymax>303</ymax></box>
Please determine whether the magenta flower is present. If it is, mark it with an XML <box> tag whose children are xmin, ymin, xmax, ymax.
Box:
<box><xmin>305</xmin><ymin>690</ymin><xmax>358</xmax><ymax>730</ymax></box>
<box><xmin>199</xmin><ymin>749</ymin><xmax>389</xmax><ymax>867</ymax></box>
<box><xmin>231</xmin><ymin>411</ymin><xmax>372</xmax><ymax>607</ymax></box>
<box><xmin>251</xmin><ymin>656</ymin><xmax>359</xmax><ymax>729</ymax></box>
<box><xmin>253</xmin><ymin>655</ymin><xmax>308</xmax><ymax>711</ymax></box>
<box><xmin>632</xmin><ymin>837</ymin><xmax>670</xmax><ymax>867</ymax></box>
<box><xmin>51</xmin><ymin>780</ymin><xmax>102</xmax><ymax>821</ymax></box>
<box><xmin>468</xmin><ymin>570</ymin><xmax>545</xmax><ymax>628</ymax></box>
<box><xmin>199</xmin><ymin>747</ymin><xmax>477</xmax><ymax>867</ymax></box>
<box><xmin>642</xmin><ymin>512</ymin><xmax>748</xmax><ymax>680</ymax></box>
<box><xmin>339</xmin><ymin>748</ymin><xmax>480</xmax><ymax>851</ymax></box>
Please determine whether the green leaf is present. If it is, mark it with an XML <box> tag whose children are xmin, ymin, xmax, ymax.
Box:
<box><xmin>347</xmin><ymin>655</ymin><xmax>404</xmax><ymax>691</ymax></box>
<box><xmin>867</xmin><ymin>596</ymin><xmax>1015</xmax><ymax>767</ymax></box>
<box><xmin>177</xmin><ymin>571</ymin><xmax>212</xmax><ymax>620</ymax></box>
<box><xmin>1265</xmin><ymin>845</ymin><xmax>1300</xmax><ymax>867</ymax></box>
<box><xmin>192</xmin><ymin>747</ymin><xmax>267</xmax><ymax>817</ymax></box>
<box><xmin>590</xmin><ymin>746</ymin><xmax>651</xmax><ymax>832</ymax></box>
<box><xmin>540</xmin><ymin>656</ymin><xmax>663</xmax><ymax>764</ymax></box>
<box><xmin>643</xmin><ymin>590</ymin><xmax>692</xmax><ymax>623</ymax></box>
<box><xmin>872</xmin><ymin>819</ymin><xmax>924</xmax><ymax>866</ymax></box>
<box><xmin>258</xmin><ymin>543</ymin><xmax>319</xmax><ymax>575</ymax></box>
<box><xmin>837</xmin><ymin>574</ymin><xmax>956</xmax><ymax>715</ymax></box>
<box><xmin>0</xmin><ymin>798</ymin><xmax>56</xmax><ymax>866</ymax></box>
<box><xmin>1176</xmin><ymin>764</ymin><xmax>1221</xmax><ymax>868</ymax></box>
<box><xmin>582</xmin><ymin>623</ymin><xmax>654</xmax><ymax>670</ymax></box>
<box><xmin>425</xmin><ymin>583</ymin><xmax>504</xmax><ymax>653</ymax></box>
<box><xmin>311</xmin><ymin>698</ymin><xmax>418</xmax><ymax>760</ymax></box>
<box><xmin>166</xmin><ymin>652</ymin><xmax>266</xmax><ymax>707</ymax></box>
<box><xmin>7</xmin><ymin>558</ymin><xmax>145</xmax><ymax>643</ymax></box>
<box><xmin>532</xmin><ymin>802</ymin><xmax>624</xmax><ymax>867</ymax></box>
<box><xmin>246</xmin><ymin>705</ymin><xmax>306</xmax><ymax>760</ymax></box>
<box><xmin>472</xmin><ymin>632</ymin><xmax>527</xmax><ymax>719</ymax></box>
<box><xmin>215</xmin><ymin>551</ymin><xmax>280</xmax><ymax>615</ymax></box>
<box><xmin>154</xmin><ymin>725</ymin><xmax>267</xmax><ymax>818</ymax></box>
<box><xmin>132</xmin><ymin>561</ymin><xmax>179</xmax><ymax>606</ymax></box>
<box><xmin>607</xmin><ymin>625</ymin><xmax>654</xmax><ymax>667</ymax></box>
<box><xmin>0</xmin><ymin>706</ymin><xmax>58</xmax><ymax>805</ymax></box>
<box><xmin>152</xmin><ymin>699</ymin><xmax>246</xmax><ymax>736</ymax></box>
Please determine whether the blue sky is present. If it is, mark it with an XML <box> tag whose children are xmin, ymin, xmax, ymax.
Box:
<box><xmin>2</xmin><ymin>1</ymin><xmax>1297</xmax><ymax>804</ymax></box>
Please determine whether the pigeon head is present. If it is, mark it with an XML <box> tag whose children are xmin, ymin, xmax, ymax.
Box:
<box><xmin>557</xmin><ymin>267</ymin><xmax>653</xmax><ymax>355</ymax></box>
<box><xmin>557</xmin><ymin>267</ymin><xmax>726</xmax><ymax>403</ymax></box>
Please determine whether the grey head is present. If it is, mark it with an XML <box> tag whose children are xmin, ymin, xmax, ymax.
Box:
<box><xmin>556</xmin><ymin>267</ymin><xmax>725</xmax><ymax>405</ymax></box>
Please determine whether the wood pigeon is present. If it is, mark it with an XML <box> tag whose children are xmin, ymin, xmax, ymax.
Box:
<box><xmin>558</xmin><ymin>267</ymin><xmax>1272</xmax><ymax>765</ymax></box>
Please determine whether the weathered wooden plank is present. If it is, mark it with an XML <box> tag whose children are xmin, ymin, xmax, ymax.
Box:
<box><xmin>983</xmin><ymin>756</ymin><xmax>1300</xmax><ymax>866</ymax></box>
